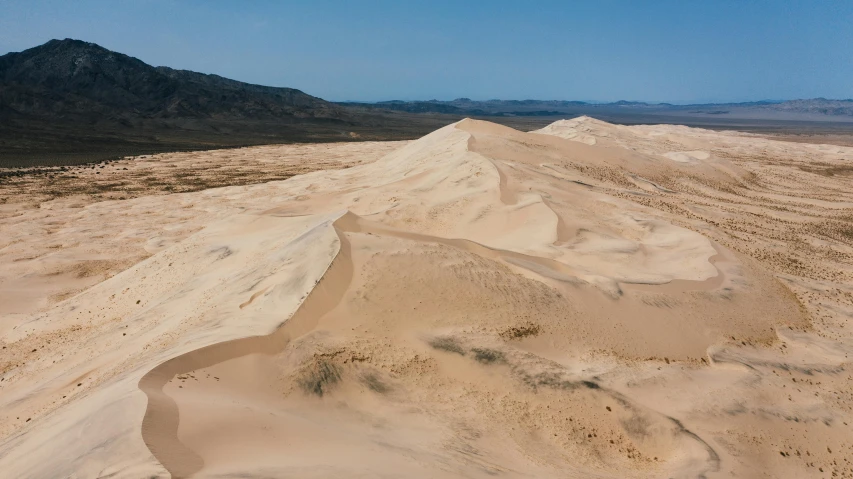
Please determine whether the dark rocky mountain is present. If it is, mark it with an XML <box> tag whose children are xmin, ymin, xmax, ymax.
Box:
<box><xmin>0</xmin><ymin>38</ymin><xmax>345</xmax><ymax>122</ymax></box>
<box><xmin>0</xmin><ymin>39</ymin><xmax>454</xmax><ymax>166</ymax></box>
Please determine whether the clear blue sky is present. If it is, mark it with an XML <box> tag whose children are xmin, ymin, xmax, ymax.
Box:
<box><xmin>1</xmin><ymin>0</ymin><xmax>851</xmax><ymax>103</ymax></box>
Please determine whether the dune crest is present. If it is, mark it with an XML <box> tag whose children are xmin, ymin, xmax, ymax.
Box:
<box><xmin>2</xmin><ymin>118</ymin><xmax>852</xmax><ymax>478</ymax></box>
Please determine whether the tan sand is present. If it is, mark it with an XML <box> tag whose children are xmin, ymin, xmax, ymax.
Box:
<box><xmin>1</xmin><ymin>118</ymin><xmax>852</xmax><ymax>478</ymax></box>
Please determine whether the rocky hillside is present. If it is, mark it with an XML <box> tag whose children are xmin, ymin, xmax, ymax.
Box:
<box><xmin>0</xmin><ymin>39</ymin><xmax>458</xmax><ymax>166</ymax></box>
<box><xmin>0</xmin><ymin>39</ymin><xmax>347</xmax><ymax>122</ymax></box>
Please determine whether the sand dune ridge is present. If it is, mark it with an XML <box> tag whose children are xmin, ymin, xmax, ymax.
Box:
<box><xmin>1</xmin><ymin>117</ymin><xmax>851</xmax><ymax>478</ymax></box>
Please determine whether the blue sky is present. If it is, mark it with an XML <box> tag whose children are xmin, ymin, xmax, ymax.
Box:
<box><xmin>1</xmin><ymin>0</ymin><xmax>851</xmax><ymax>103</ymax></box>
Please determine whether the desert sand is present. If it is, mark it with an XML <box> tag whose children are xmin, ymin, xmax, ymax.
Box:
<box><xmin>1</xmin><ymin>117</ymin><xmax>852</xmax><ymax>478</ymax></box>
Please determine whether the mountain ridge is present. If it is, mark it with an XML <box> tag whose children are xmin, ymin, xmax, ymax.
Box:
<box><xmin>0</xmin><ymin>38</ymin><xmax>345</xmax><ymax>121</ymax></box>
<box><xmin>337</xmin><ymin>97</ymin><xmax>853</xmax><ymax>117</ymax></box>
<box><xmin>0</xmin><ymin>39</ymin><xmax>458</xmax><ymax>166</ymax></box>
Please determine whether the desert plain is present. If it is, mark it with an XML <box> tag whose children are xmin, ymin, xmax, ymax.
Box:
<box><xmin>0</xmin><ymin>117</ymin><xmax>852</xmax><ymax>478</ymax></box>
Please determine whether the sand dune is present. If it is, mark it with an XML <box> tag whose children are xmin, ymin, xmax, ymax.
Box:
<box><xmin>1</xmin><ymin>118</ymin><xmax>852</xmax><ymax>478</ymax></box>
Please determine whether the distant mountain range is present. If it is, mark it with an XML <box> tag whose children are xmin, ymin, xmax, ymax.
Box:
<box><xmin>338</xmin><ymin>97</ymin><xmax>853</xmax><ymax>118</ymax></box>
<box><xmin>1</xmin><ymin>38</ymin><xmax>851</xmax><ymax>166</ymax></box>
<box><xmin>753</xmin><ymin>98</ymin><xmax>853</xmax><ymax>116</ymax></box>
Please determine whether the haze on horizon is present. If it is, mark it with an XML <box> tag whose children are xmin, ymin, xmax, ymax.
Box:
<box><xmin>1</xmin><ymin>0</ymin><xmax>852</xmax><ymax>104</ymax></box>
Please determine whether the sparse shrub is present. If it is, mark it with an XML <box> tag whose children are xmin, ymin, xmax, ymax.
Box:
<box><xmin>428</xmin><ymin>336</ymin><xmax>465</xmax><ymax>355</ymax></box>
<box><xmin>471</xmin><ymin>348</ymin><xmax>505</xmax><ymax>364</ymax></box>
<box><xmin>298</xmin><ymin>359</ymin><xmax>341</xmax><ymax>396</ymax></box>
<box><xmin>360</xmin><ymin>371</ymin><xmax>389</xmax><ymax>393</ymax></box>
<box><xmin>499</xmin><ymin>322</ymin><xmax>541</xmax><ymax>340</ymax></box>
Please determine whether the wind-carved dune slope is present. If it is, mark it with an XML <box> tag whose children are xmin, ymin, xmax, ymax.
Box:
<box><xmin>2</xmin><ymin>118</ymin><xmax>852</xmax><ymax>478</ymax></box>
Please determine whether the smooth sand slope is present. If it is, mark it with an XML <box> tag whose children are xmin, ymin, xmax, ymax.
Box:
<box><xmin>1</xmin><ymin>118</ymin><xmax>852</xmax><ymax>478</ymax></box>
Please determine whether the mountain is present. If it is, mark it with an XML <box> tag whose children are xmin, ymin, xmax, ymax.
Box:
<box><xmin>338</xmin><ymin>98</ymin><xmax>592</xmax><ymax>117</ymax></box>
<box><xmin>0</xmin><ymin>38</ymin><xmax>345</xmax><ymax>122</ymax></box>
<box><xmin>0</xmin><ymin>39</ymin><xmax>453</xmax><ymax>166</ymax></box>
<box><xmin>339</xmin><ymin>97</ymin><xmax>853</xmax><ymax>119</ymax></box>
<box><xmin>757</xmin><ymin>98</ymin><xmax>853</xmax><ymax>116</ymax></box>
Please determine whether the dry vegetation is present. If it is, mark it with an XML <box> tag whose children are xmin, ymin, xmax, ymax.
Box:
<box><xmin>0</xmin><ymin>141</ymin><xmax>407</xmax><ymax>207</ymax></box>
